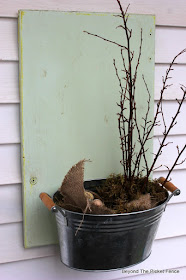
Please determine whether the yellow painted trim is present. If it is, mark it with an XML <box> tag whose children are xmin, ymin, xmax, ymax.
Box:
<box><xmin>18</xmin><ymin>11</ymin><xmax>28</xmax><ymax>248</ymax></box>
<box><xmin>75</xmin><ymin>12</ymin><xmax>108</xmax><ymax>16</ymax></box>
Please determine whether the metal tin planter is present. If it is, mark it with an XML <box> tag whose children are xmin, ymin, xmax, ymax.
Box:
<box><xmin>40</xmin><ymin>177</ymin><xmax>180</xmax><ymax>271</ymax></box>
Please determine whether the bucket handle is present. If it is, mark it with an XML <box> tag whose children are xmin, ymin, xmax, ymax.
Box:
<box><xmin>158</xmin><ymin>177</ymin><xmax>180</xmax><ymax>204</ymax></box>
<box><xmin>39</xmin><ymin>192</ymin><xmax>58</xmax><ymax>213</ymax></box>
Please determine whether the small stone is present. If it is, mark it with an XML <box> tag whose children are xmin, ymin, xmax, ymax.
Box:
<box><xmin>84</xmin><ymin>191</ymin><xmax>94</xmax><ymax>200</ymax></box>
<box><xmin>92</xmin><ymin>199</ymin><xmax>104</xmax><ymax>207</ymax></box>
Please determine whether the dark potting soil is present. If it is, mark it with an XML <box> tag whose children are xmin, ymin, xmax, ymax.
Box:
<box><xmin>95</xmin><ymin>174</ymin><xmax>168</xmax><ymax>213</ymax></box>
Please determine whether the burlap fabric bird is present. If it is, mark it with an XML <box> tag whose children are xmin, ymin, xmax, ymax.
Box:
<box><xmin>125</xmin><ymin>193</ymin><xmax>151</xmax><ymax>212</ymax></box>
<box><xmin>58</xmin><ymin>160</ymin><xmax>113</xmax><ymax>214</ymax></box>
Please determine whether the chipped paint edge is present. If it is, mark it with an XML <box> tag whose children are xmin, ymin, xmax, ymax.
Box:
<box><xmin>18</xmin><ymin>10</ymin><xmax>28</xmax><ymax>248</ymax></box>
<box><xmin>18</xmin><ymin>9</ymin><xmax>156</xmax><ymax>18</ymax></box>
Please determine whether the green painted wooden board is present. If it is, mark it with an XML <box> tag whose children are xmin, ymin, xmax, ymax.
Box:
<box><xmin>18</xmin><ymin>11</ymin><xmax>155</xmax><ymax>247</ymax></box>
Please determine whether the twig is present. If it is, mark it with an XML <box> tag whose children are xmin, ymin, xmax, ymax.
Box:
<box><xmin>148</xmin><ymin>88</ymin><xmax>186</xmax><ymax>178</ymax></box>
<box><xmin>162</xmin><ymin>144</ymin><xmax>186</xmax><ymax>185</ymax></box>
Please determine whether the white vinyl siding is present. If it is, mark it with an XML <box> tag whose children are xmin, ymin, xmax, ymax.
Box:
<box><xmin>0</xmin><ymin>1</ymin><xmax>185</xmax><ymax>279</ymax></box>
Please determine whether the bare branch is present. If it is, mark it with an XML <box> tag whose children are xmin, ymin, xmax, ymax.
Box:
<box><xmin>85</xmin><ymin>0</ymin><xmax>186</xmax><ymax>191</ymax></box>
<box><xmin>148</xmin><ymin>88</ymin><xmax>186</xmax><ymax>177</ymax></box>
<box><xmin>83</xmin><ymin>30</ymin><xmax>127</xmax><ymax>50</ymax></box>
<box><xmin>163</xmin><ymin>144</ymin><xmax>186</xmax><ymax>185</ymax></box>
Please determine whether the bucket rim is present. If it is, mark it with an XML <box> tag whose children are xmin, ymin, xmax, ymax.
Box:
<box><xmin>54</xmin><ymin>189</ymin><xmax>169</xmax><ymax>217</ymax></box>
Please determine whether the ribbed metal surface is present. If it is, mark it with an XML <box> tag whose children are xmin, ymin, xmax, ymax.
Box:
<box><xmin>54</xmin><ymin>197</ymin><xmax>168</xmax><ymax>270</ymax></box>
<box><xmin>63</xmin><ymin>208</ymin><xmax>165</xmax><ymax>232</ymax></box>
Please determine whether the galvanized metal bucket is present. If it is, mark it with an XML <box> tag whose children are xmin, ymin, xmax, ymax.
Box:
<box><xmin>40</xmin><ymin>177</ymin><xmax>180</xmax><ymax>271</ymax></box>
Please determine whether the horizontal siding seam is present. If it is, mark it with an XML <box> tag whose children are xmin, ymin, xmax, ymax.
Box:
<box><xmin>156</xmin><ymin>234</ymin><xmax>186</xmax><ymax>241</ymax></box>
<box><xmin>1</xmin><ymin>99</ymin><xmax>186</xmax><ymax>105</ymax></box>
<box><xmin>1</xmin><ymin>134</ymin><xmax>186</xmax><ymax>145</ymax></box>
<box><xmin>0</xmin><ymin>18</ymin><xmax>185</xmax><ymax>29</ymax></box>
<box><xmin>1</xmin><ymin>174</ymin><xmax>186</xmax><ymax>187</ymax></box>
<box><xmin>0</xmin><ymin>253</ymin><xmax>58</xmax><ymax>266</ymax></box>
<box><xmin>0</xmin><ymin>220</ymin><xmax>22</xmax><ymax>226</ymax></box>
<box><xmin>1</xmin><ymin>58</ymin><xmax>186</xmax><ymax>64</ymax></box>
